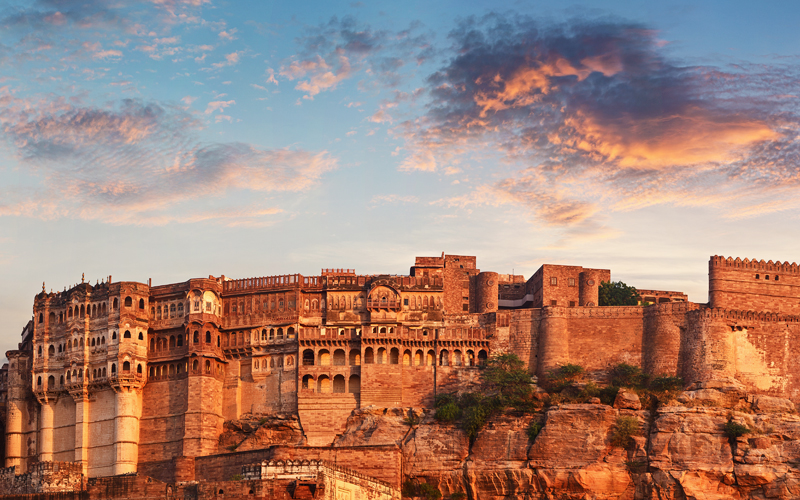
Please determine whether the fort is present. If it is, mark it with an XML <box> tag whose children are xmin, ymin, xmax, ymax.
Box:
<box><xmin>1</xmin><ymin>252</ymin><xmax>799</xmax><ymax>498</ymax></box>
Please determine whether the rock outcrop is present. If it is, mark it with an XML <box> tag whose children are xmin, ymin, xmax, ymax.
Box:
<box><xmin>333</xmin><ymin>388</ymin><xmax>800</xmax><ymax>499</ymax></box>
<box><xmin>217</xmin><ymin>413</ymin><xmax>305</xmax><ymax>452</ymax></box>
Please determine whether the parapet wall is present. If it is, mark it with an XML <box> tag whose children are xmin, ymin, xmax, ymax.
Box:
<box><xmin>0</xmin><ymin>461</ymin><xmax>83</xmax><ymax>494</ymax></box>
<box><xmin>709</xmin><ymin>256</ymin><xmax>800</xmax><ymax>315</ymax></box>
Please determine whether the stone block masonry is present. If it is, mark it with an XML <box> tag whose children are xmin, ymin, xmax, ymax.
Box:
<box><xmin>6</xmin><ymin>252</ymin><xmax>800</xmax><ymax>497</ymax></box>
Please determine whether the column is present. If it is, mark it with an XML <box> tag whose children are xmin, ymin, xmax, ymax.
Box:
<box><xmin>39</xmin><ymin>400</ymin><xmax>55</xmax><ymax>462</ymax></box>
<box><xmin>113</xmin><ymin>389</ymin><xmax>141</xmax><ymax>475</ymax></box>
<box><xmin>73</xmin><ymin>393</ymin><xmax>90</xmax><ymax>476</ymax></box>
<box><xmin>5</xmin><ymin>400</ymin><xmax>23</xmax><ymax>469</ymax></box>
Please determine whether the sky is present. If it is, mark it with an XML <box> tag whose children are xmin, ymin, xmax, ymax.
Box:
<box><xmin>1</xmin><ymin>0</ymin><xmax>800</xmax><ymax>357</ymax></box>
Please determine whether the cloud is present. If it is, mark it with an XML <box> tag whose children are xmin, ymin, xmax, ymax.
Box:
<box><xmin>0</xmin><ymin>98</ymin><xmax>337</xmax><ymax>225</ymax></box>
<box><xmin>279</xmin><ymin>16</ymin><xmax>433</xmax><ymax>98</ymax></box>
<box><xmin>92</xmin><ymin>49</ymin><xmax>123</xmax><ymax>60</ymax></box>
<box><xmin>205</xmin><ymin>100</ymin><xmax>235</xmax><ymax>114</ymax></box>
<box><xmin>398</xmin><ymin>14</ymin><xmax>800</xmax><ymax>231</ymax></box>
<box><xmin>370</xmin><ymin>194</ymin><xmax>419</xmax><ymax>206</ymax></box>
<box><xmin>218</xmin><ymin>28</ymin><xmax>238</xmax><ymax>41</ymax></box>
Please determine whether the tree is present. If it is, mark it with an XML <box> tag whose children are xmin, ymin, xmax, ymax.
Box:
<box><xmin>599</xmin><ymin>281</ymin><xmax>640</xmax><ymax>306</ymax></box>
<box><xmin>482</xmin><ymin>353</ymin><xmax>534</xmax><ymax>403</ymax></box>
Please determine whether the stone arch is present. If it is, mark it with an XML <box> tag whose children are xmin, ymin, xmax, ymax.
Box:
<box><xmin>349</xmin><ymin>349</ymin><xmax>360</xmax><ymax>365</ymax></box>
<box><xmin>319</xmin><ymin>349</ymin><xmax>330</xmax><ymax>365</ymax></box>
<box><xmin>414</xmin><ymin>350</ymin><xmax>423</xmax><ymax>366</ymax></box>
<box><xmin>364</xmin><ymin>347</ymin><xmax>374</xmax><ymax>364</ymax></box>
<box><xmin>454</xmin><ymin>349</ymin><xmax>462</xmax><ymax>366</ymax></box>
<box><xmin>377</xmin><ymin>347</ymin><xmax>386</xmax><ymax>364</ymax></box>
<box><xmin>403</xmin><ymin>350</ymin><xmax>412</xmax><ymax>366</ymax></box>
<box><xmin>478</xmin><ymin>350</ymin><xmax>488</xmax><ymax>365</ymax></box>
<box><xmin>317</xmin><ymin>375</ymin><xmax>331</xmax><ymax>393</ymax></box>
<box><xmin>333</xmin><ymin>374</ymin><xmax>346</xmax><ymax>393</ymax></box>
<box><xmin>333</xmin><ymin>349</ymin><xmax>346</xmax><ymax>366</ymax></box>
<box><xmin>302</xmin><ymin>349</ymin><xmax>315</xmax><ymax>365</ymax></box>
<box><xmin>348</xmin><ymin>374</ymin><xmax>361</xmax><ymax>393</ymax></box>
<box><xmin>439</xmin><ymin>349</ymin><xmax>449</xmax><ymax>366</ymax></box>
<box><xmin>389</xmin><ymin>347</ymin><xmax>399</xmax><ymax>364</ymax></box>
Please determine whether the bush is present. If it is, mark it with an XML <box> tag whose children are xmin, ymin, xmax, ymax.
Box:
<box><xmin>435</xmin><ymin>402</ymin><xmax>461</xmax><ymax>422</ymax></box>
<box><xmin>229</xmin><ymin>474</ymin><xmax>242</xmax><ymax>481</ymax></box>
<box><xmin>649</xmin><ymin>376</ymin><xmax>683</xmax><ymax>392</ymax></box>
<box><xmin>599</xmin><ymin>281</ymin><xmax>641</xmax><ymax>306</ymax></box>
<box><xmin>418</xmin><ymin>483</ymin><xmax>442</xmax><ymax>500</ymax></box>
<box><xmin>403</xmin><ymin>411</ymin><xmax>421</xmax><ymax>427</ymax></box>
<box><xmin>527</xmin><ymin>421</ymin><xmax>542</xmax><ymax>441</ymax></box>
<box><xmin>611</xmin><ymin>363</ymin><xmax>646</xmax><ymax>388</ymax></box>
<box><xmin>544</xmin><ymin>364</ymin><xmax>584</xmax><ymax>392</ymax></box>
<box><xmin>611</xmin><ymin>416</ymin><xmax>640</xmax><ymax>447</ymax></box>
<box><xmin>724</xmin><ymin>421</ymin><xmax>751</xmax><ymax>439</ymax></box>
<box><xmin>450</xmin><ymin>493</ymin><xmax>466</xmax><ymax>500</ymax></box>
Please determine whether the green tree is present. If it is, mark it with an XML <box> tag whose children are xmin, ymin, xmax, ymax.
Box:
<box><xmin>599</xmin><ymin>281</ymin><xmax>641</xmax><ymax>306</ymax></box>
<box><xmin>482</xmin><ymin>353</ymin><xmax>534</xmax><ymax>404</ymax></box>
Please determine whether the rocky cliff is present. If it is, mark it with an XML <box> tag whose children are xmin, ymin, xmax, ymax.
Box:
<box><xmin>331</xmin><ymin>385</ymin><xmax>800</xmax><ymax>499</ymax></box>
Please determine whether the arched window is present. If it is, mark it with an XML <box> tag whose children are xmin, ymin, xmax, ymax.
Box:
<box><xmin>113</xmin><ymin>298</ymin><xmax>118</xmax><ymax>309</ymax></box>
<box><xmin>305</xmin><ymin>299</ymin><xmax>310</xmax><ymax>310</ymax></box>
<box><xmin>348</xmin><ymin>374</ymin><xmax>361</xmax><ymax>394</ymax></box>
<box><xmin>139</xmin><ymin>298</ymin><xmax>145</xmax><ymax>309</ymax></box>
<box><xmin>80</xmin><ymin>305</ymin><xmax>85</xmax><ymax>318</ymax></box>
<box><xmin>205</xmin><ymin>360</ymin><xmax>211</xmax><ymax>373</ymax></box>
<box><xmin>67</xmin><ymin>340</ymin><xmax>72</xmax><ymax>349</ymax></box>
<box><xmin>124</xmin><ymin>330</ymin><xmax>131</xmax><ymax>339</ymax></box>
<box><xmin>390</xmin><ymin>347</ymin><xmax>399</xmax><ymax>364</ymax></box>
<box><xmin>157</xmin><ymin>306</ymin><xmax>162</xmax><ymax>320</ymax></box>
<box><xmin>333</xmin><ymin>374</ymin><xmax>346</xmax><ymax>393</ymax></box>
<box><xmin>48</xmin><ymin>312</ymin><xmax>55</xmax><ymax>324</ymax></box>
<box><xmin>302</xmin><ymin>349</ymin><xmax>314</xmax><ymax>365</ymax></box>
<box><xmin>286</xmin><ymin>356</ymin><xmax>294</xmax><ymax>366</ymax></box>
<box><xmin>287</xmin><ymin>327</ymin><xmax>295</xmax><ymax>339</ymax></box>
<box><xmin>403</xmin><ymin>350</ymin><xmax>411</xmax><ymax>366</ymax></box>
<box><xmin>269</xmin><ymin>329</ymin><xmax>274</xmax><ymax>340</ymax></box>
<box><xmin>91</xmin><ymin>338</ymin><xmax>96</xmax><ymax>347</ymax></box>
<box><xmin>38</xmin><ymin>346</ymin><xmax>43</xmax><ymax>357</ymax></box>
<box><xmin>80</xmin><ymin>338</ymin><xmax>84</xmax><ymax>346</ymax></box>
<box><xmin>68</xmin><ymin>308</ymin><xmax>73</xmax><ymax>319</ymax></box>
<box><xmin>37</xmin><ymin>376</ymin><xmax>42</xmax><ymax>386</ymax></box>
<box><xmin>193</xmin><ymin>331</ymin><xmax>199</xmax><ymax>343</ymax></box>
<box><xmin>124</xmin><ymin>297</ymin><xmax>132</xmax><ymax>307</ymax></box>
<box><xmin>377</xmin><ymin>347</ymin><xmax>386</xmax><ymax>364</ymax></box>
<box><xmin>112</xmin><ymin>331</ymin><xmax>117</xmax><ymax>340</ymax></box>
<box><xmin>123</xmin><ymin>361</ymin><xmax>131</xmax><ymax>372</ymax></box>
<box><xmin>302</xmin><ymin>374</ymin><xmax>314</xmax><ymax>390</ymax></box>
<box><xmin>111</xmin><ymin>363</ymin><xmax>117</xmax><ymax>374</ymax></box>
<box><xmin>138</xmin><ymin>332</ymin><xmax>144</xmax><ymax>340</ymax></box>
<box><xmin>47</xmin><ymin>375</ymin><xmax>54</xmax><ymax>387</ymax></box>
<box><xmin>414</xmin><ymin>350</ymin><xmax>423</xmax><ymax>366</ymax></box>
<box><xmin>101</xmin><ymin>337</ymin><xmax>105</xmax><ymax>344</ymax></box>
<box><xmin>478</xmin><ymin>350</ymin><xmax>488</xmax><ymax>365</ymax></box>
<box><xmin>319</xmin><ymin>349</ymin><xmax>330</xmax><ymax>366</ymax></box>
<box><xmin>364</xmin><ymin>347</ymin><xmax>374</xmax><ymax>364</ymax></box>
<box><xmin>317</xmin><ymin>375</ymin><xmax>330</xmax><ymax>393</ymax></box>
<box><xmin>58</xmin><ymin>344</ymin><xmax>62</xmax><ymax>353</ymax></box>
<box><xmin>261</xmin><ymin>329</ymin><xmax>267</xmax><ymax>341</ymax></box>
<box><xmin>92</xmin><ymin>304</ymin><xmax>97</xmax><ymax>317</ymax></box>
<box><xmin>60</xmin><ymin>375</ymin><xmax>64</xmax><ymax>385</ymax></box>
<box><xmin>48</xmin><ymin>345</ymin><xmax>55</xmax><ymax>356</ymax></box>
<box><xmin>439</xmin><ymin>349</ymin><xmax>449</xmax><ymax>366</ymax></box>
<box><xmin>169</xmin><ymin>336</ymin><xmax>176</xmax><ymax>349</ymax></box>
<box><xmin>333</xmin><ymin>349</ymin><xmax>346</xmax><ymax>366</ymax></box>
<box><xmin>205</xmin><ymin>331</ymin><xmax>211</xmax><ymax>343</ymax></box>
<box><xmin>349</xmin><ymin>349</ymin><xmax>360</xmax><ymax>366</ymax></box>
<box><xmin>217</xmin><ymin>336</ymin><xmax>220</xmax><ymax>347</ymax></box>
<box><xmin>192</xmin><ymin>359</ymin><xmax>199</xmax><ymax>371</ymax></box>
<box><xmin>177</xmin><ymin>303</ymin><xmax>184</xmax><ymax>316</ymax></box>
<box><xmin>277</xmin><ymin>328</ymin><xmax>284</xmax><ymax>340</ymax></box>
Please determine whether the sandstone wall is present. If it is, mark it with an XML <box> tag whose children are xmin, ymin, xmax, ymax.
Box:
<box><xmin>709</xmin><ymin>256</ymin><xmax>800</xmax><ymax>315</ymax></box>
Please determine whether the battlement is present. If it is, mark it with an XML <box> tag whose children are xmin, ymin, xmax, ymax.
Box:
<box><xmin>688</xmin><ymin>306</ymin><xmax>800</xmax><ymax>324</ymax></box>
<box><xmin>0</xmin><ymin>461</ymin><xmax>83</xmax><ymax>494</ymax></box>
<box><xmin>643</xmin><ymin>301</ymin><xmax>702</xmax><ymax>316</ymax></box>
<box><xmin>321</xmin><ymin>268</ymin><xmax>356</xmax><ymax>276</ymax></box>
<box><xmin>710</xmin><ymin>255</ymin><xmax>800</xmax><ymax>274</ymax></box>
<box><xmin>223</xmin><ymin>274</ymin><xmax>321</xmax><ymax>293</ymax></box>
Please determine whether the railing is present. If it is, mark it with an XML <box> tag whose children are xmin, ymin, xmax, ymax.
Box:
<box><xmin>367</xmin><ymin>299</ymin><xmax>400</xmax><ymax>309</ymax></box>
<box><xmin>321</xmin><ymin>268</ymin><xmax>355</xmax><ymax>275</ymax></box>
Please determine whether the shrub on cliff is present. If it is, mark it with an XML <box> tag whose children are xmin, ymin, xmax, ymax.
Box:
<box><xmin>724</xmin><ymin>421</ymin><xmax>751</xmax><ymax>439</ymax></box>
<box><xmin>611</xmin><ymin>363</ymin><xmax>647</xmax><ymax>389</ymax></box>
<box><xmin>648</xmin><ymin>375</ymin><xmax>683</xmax><ymax>393</ymax></box>
<box><xmin>610</xmin><ymin>416</ymin><xmax>640</xmax><ymax>447</ymax></box>
<box><xmin>402</xmin><ymin>481</ymin><xmax>442</xmax><ymax>500</ymax></box>
<box><xmin>544</xmin><ymin>363</ymin><xmax>584</xmax><ymax>392</ymax></box>
<box><xmin>482</xmin><ymin>353</ymin><xmax>535</xmax><ymax>405</ymax></box>
<box><xmin>599</xmin><ymin>281</ymin><xmax>641</xmax><ymax>306</ymax></box>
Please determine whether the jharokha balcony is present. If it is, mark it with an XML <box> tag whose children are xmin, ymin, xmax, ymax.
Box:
<box><xmin>366</xmin><ymin>299</ymin><xmax>401</xmax><ymax>311</ymax></box>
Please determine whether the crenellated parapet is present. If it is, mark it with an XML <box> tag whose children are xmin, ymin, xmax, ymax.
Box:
<box><xmin>710</xmin><ymin>255</ymin><xmax>800</xmax><ymax>273</ymax></box>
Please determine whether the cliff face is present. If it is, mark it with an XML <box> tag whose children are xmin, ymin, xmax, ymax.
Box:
<box><xmin>333</xmin><ymin>390</ymin><xmax>800</xmax><ymax>499</ymax></box>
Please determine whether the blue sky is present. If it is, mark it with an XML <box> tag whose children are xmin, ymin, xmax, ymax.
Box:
<box><xmin>1</xmin><ymin>0</ymin><xmax>800</xmax><ymax>357</ymax></box>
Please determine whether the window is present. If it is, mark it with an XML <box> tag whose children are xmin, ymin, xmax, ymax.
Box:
<box><xmin>568</xmin><ymin>278</ymin><xmax>575</xmax><ymax>287</ymax></box>
<box><xmin>776</xmin><ymin>275</ymin><xmax>780</xmax><ymax>281</ymax></box>
<box><xmin>138</xmin><ymin>332</ymin><xmax>144</xmax><ymax>340</ymax></box>
<box><xmin>550</xmin><ymin>277</ymin><xmax>558</xmax><ymax>285</ymax></box>
<box><xmin>124</xmin><ymin>330</ymin><xmax>131</xmax><ymax>339</ymax></box>
<box><xmin>404</xmin><ymin>298</ymin><xmax>409</xmax><ymax>306</ymax></box>
<box><xmin>138</xmin><ymin>298</ymin><xmax>145</xmax><ymax>309</ymax></box>
<box><xmin>193</xmin><ymin>331</ymin><xmax>199</xmax><ymax>343</ymax></box>
<box><xmin>550</xmin><ymin>300</ymin><xmax>558</xmax><ymax>306</ymax></box>
<box><xmin>124</xmin><ymin>297</ymin><xmax>132</xmax><ymax>307</ymax></box>
<box><xmin>756</xmin><ymin>274</ymin><xmax>760</xmax><ymax>279</ymax></box>
<box><xmin>194</xmin><ymin>300</ymin><xmax>200</xmax><ymax>312</ymax></box>
<box><xmin>123</xmin><ymin>361</ymin><xmax>130</xmax><ymax>372</ymax></box>
<box><xmin>205</xmin><ymin>331</ymin><xmax>211</xmax><ymax>343</ymax></box>
<box><xmin>569</xmin><ymin>301</ymin><xmax>576</xmax><ymax>307</ymax></box>
<box><xmin>462</xmin><ymin>304</ymin><xmax>469</xmax><ymax>311</ymax></box>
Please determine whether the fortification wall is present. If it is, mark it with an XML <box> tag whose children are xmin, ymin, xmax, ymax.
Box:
<box><xmin>84</xmin><ymin>389</ymin><xmax>117</xmax><ymax>478</ymax></box>
<box><xmin>563</xmin><ymin>306</ymin><xmax>644</xmax><ymax>375</ymax></box>
<box><xmin>51</xmin><ymin>397</ymin><xmax>76</xmax><ymax>464</ymax></box>
<box><xmin>297</xmin><ymin>393</ymin><xmax>358</xmax><ymax>446</ymax></box>
<box><xmin>643</xmin><ymin>302</ymin><xmax>701</xmax><ymax>377</ymax></box>
<box><xmin>507</xmin><ymin>309</ymin><xmax>540</xmax><ymax>373</ymax></box>
<box><xmin>138</xmin><ymin>376</ymin><xmax>188</xmax><ymax>464</ymax></box>
<box><xmin>0</xmin><ymin>461</ymin><xmax>83</xmax><ymax>495</ymax></box>
<box><xmin>709</xmin><ymin>256</ymin><xmax>800</xmax><ymax>315</ymax></box>
<box><xmin>681</xmin><ymin>308</ymin><xmax>800</xmax><ymax>398</ymax></box>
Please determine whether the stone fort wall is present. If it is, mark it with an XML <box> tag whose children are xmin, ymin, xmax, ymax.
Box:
<box><xmin>6</xmin><ymin>253</ymin><xmax>800</xmax><ymax>489</ymax></box>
